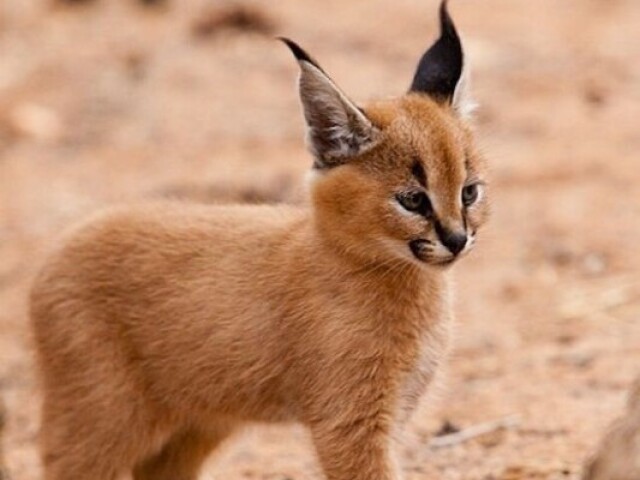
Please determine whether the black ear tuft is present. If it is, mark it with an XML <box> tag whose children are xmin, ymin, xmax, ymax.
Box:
<box><xmin>278</xmin><ymin>37</ymin><xmax>325</xmax><ymax>72</ymax></box>
<box><xmin>409</xmin><ymin>0</ymin><xmax>463</xmax><ymax>102</ymax></box>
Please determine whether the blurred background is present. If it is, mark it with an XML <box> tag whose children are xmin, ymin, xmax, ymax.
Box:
<box><xmin>1</xmin><ymin>0</ymin><xmax>639</xmax><ymax>478</ymax></box>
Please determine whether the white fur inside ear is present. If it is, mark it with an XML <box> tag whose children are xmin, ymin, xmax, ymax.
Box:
<box><xmin>452</xmin><ymin>62</ymin><xmax>478</xmax><ymax>120</ymax></box>
<box><xmin>298</xmin><ymin>62</ymin><xmax>379</xmax><ymax>164</ymax></box>
<box><xmin>304</xmin><ymin>168</ymin><xmax>325</xmax><ymax>190</ymax></box>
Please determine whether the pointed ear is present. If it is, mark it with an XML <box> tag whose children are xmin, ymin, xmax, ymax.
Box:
<box><xmin>410</xmin><ymin>1</ymin><xmax>471</xmax><ymax>115</ymax></box>
<box><xmin>280</xmin><ymin>38</ymin><xmax>380</xmax><ymax>169</ymax></box>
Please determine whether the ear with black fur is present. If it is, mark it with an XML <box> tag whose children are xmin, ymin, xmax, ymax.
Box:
<box><xmin>410</xmin><ymin>1</ymin><xmax>467</xmax><ymax>111</ymax></box>
<box><xmin>280</xmin><ymin>38</ymin><xmax>379</xmax><ymax>169</ymax></box>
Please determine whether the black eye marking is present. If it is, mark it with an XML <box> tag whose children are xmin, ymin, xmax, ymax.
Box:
<box><xmin>411</xmin><ymin>159</ymin><xmax>427</xmax><ymax>188</ymax></box>
<box><xmin>397</xmin><ymin>191</ymin><xmax>433</xmax><ymax>217</ymax></box>
<box><xmin>462</xmin><ymin>183</ymin><xmax>480</xmax><ymax>207</ymax></box>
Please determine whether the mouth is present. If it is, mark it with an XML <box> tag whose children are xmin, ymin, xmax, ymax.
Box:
<box><xmin>431</xmin><ymin>256</ymin><xmax>457</xmax><ymax>267</ymax></box>
<box><xmin>408</xmin><ymin>239</ymin><xmax>460</xmax><ymax>267</ymax></box>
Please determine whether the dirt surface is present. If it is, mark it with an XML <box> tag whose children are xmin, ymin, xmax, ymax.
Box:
<box><xmin>1</xmin><ymin>0</ymin><xmax>639</xmax><ymax>479</ymax></box>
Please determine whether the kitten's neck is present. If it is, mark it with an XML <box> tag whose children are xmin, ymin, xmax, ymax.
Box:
<box><xmin>298</xmin><ymin>216</ymin><xmax>447</xmax><ymax>300</ymax></box>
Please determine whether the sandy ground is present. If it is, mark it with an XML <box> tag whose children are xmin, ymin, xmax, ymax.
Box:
<box><xmin>1</xmin><ymin>0</ymin><xmax>640</xmax><ymax>479</ymax></box>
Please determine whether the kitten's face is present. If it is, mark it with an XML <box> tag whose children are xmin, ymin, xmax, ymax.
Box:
<box><xmin>290</xmin><ymin>1</ymin><xmax>487</xmax><ymax>269</ymax></box>
<box><xmin>311</xmin><ymin>95</ymin><xmax>489</xmax><ymax>269</ymax></box>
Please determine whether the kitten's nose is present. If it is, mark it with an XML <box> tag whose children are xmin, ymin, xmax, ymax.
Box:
<box><xmin>437</xmin><ymin>228</ymin><xmax>467</xmax><ymax>256</ymax></box>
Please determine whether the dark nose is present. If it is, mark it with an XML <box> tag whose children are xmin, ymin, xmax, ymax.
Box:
<box><xmin>436</xmin><ymin>225</ymin><xmax>467</xmax><ymax>256</ymax></box>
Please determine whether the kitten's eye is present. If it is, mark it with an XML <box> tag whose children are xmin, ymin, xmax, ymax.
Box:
<box><xmin>397</xmin><ymin>191</ymin><xmax>432</xmax><ymax>216</ymax></box>
<box><xmin>462</xmin><ymin>184</ymin><xmax>480</xmax><ymax>207</ymax></box>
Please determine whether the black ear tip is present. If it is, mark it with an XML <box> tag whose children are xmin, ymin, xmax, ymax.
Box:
<box><xmin>439</xmin><ymin>0</ymin><xmax>459</xmax><ymax>39</ymax></box>
<box><xmin>408</xmin><ymin>0</ymin><xmax>464</xmax><ymax>100</ymax></box>
<box><xmin>278</xmin><ymin>37</ymin><xmax>319</xmax><ymax>67</ymax></box>
<box><xmin>439</xmin><ymin>0</ymin><xmax>449</xmax><ymax>17</ymax></box>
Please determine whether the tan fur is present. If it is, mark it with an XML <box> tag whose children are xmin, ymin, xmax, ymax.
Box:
<box><xmin>30</xmin><ymin>42</ymin><xmax>488</xmax><ymax>480</ymax></box>
<box><xmin>584</xmin><ymin>377</ymin><xmax>640</xmax><ymax>480</ymax></box>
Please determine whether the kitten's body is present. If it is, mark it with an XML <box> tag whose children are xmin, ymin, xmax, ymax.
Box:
<box><xmin>30</xmin><ymin>3</ymin><xmax>488</xmax><ymax>479</ymax></box>
<box><xmin>32</xmin><ymin>201</ymin><xmax>450</xmax><ymax>476</ymax></box>
<box><xmin>33</xmin><ymin>204</ymin><xmax>448</xmax><ymax>466</ymax></box>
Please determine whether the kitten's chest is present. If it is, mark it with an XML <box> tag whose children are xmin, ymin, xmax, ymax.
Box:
<box><xmin>395</xmin><ymin>304</ymin><xmax>453</xmax><ymax>421</ymax></box>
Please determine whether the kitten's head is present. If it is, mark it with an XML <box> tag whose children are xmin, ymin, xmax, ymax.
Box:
<box><xmin>283</xmin><ymin>1</ymin><xmax>489</xmax><ymax>269</ymax></box>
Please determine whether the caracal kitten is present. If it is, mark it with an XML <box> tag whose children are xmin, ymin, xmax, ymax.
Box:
<box><xmin>30</xmin><ymin>2</ymin><xmax>489</xmax><ymax>479</ymax></box>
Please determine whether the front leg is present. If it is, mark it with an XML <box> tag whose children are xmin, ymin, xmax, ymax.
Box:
<box><xmin>309</xmin><ymin>414</ymin><xmax>403</xmax><ymax>480</ymax></box>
